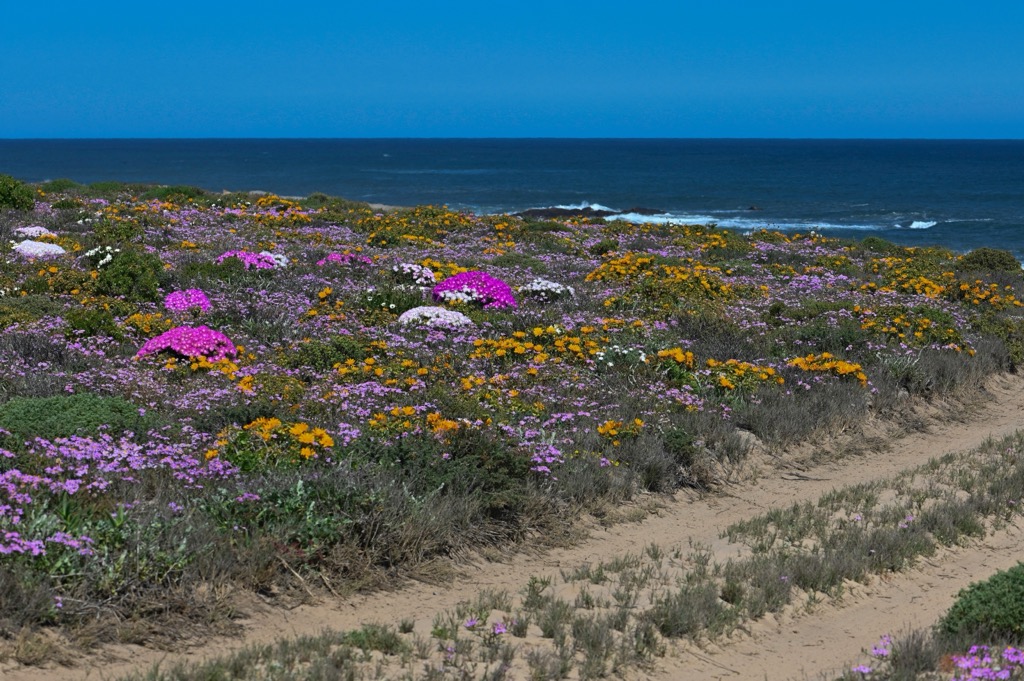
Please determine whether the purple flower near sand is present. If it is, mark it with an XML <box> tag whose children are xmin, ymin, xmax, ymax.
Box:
<box><xmin>432</xmin><ymin>271</ymin><xmax>516</xmax><ymax>310</ymax></box>
<box><xmin>136</xmin><ymin>326</ymin><xmax>237</xmax><ymax>361</ymax></box>
<box><xmin>164</xmin><ymin>289</ymin><xmax>212</xmax><ymax>314</ymax></box>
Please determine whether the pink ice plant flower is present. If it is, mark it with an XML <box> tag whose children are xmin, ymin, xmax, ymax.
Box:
<box><xmin>163</xmin><ymin>289</ymin><xmax>212</xmax><ymax>314</ymax></box>
<box><xmin>317</xmin><ymin>252</ymin><xmax>373</xmax><ymax>267</ymax></box>
<box><xmin>214</xmin><ymin>250</ymin><xmax>280</xmax><ymax>270</ymax></box>
<box><xmin>431</xmin><ymin>271</ymin><xmax>516</xmax><ymax>310</ymax></box>
<box><xmin>136</xmin><ymin>325</ymin><xmax>237</xmax><ymax>361</ymax></box>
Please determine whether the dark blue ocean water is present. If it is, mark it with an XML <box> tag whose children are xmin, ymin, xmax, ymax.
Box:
<box><xmin>2</xmin><ymin>139</ymin><xmax>1023</xmax><ymax>259</ymax></box>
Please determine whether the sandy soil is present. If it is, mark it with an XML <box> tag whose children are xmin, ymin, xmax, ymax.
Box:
<box><xmin>5</xmin><ymin>374</ymin><xmax>1024</xmax><ymax>681</ymax></box>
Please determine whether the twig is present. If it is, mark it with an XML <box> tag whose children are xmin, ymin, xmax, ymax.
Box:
<box><xmin>319</xmin><ymin>570</ymin><xmax>341</xmax><ymax>598</ymax></box>
<box><xmin>278</xmin><ymin>556</ymin><xmax>316</xmax><ymax>602</ymax></box>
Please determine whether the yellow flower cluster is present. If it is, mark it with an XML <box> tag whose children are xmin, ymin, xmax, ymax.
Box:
<box><xmin>204</xmin><ymin>417</ymin><xmax>334</xmax><ymax>466</ymax></box>
<box><xmin>122</xmin><ymin>312</ymin><xmax>174</xmax><ymax>338</ymax></box>
<box><xmin>366</xmin><ymin>408</ymin><xmax>478</xmax><ymax>442</ymax></box>
<box><xmin>788</xmin><ymin>352</ymin><xmax>867</xmax><ymax>386</ymax></box>
<box><xmin>303</xmin><ymin>287</ymin><xmax>346</xmax><ymax>321</ymax></box>
<box><xmin>244</xmin><ymin>195</ymin><xmax>314</xmax><ymax>226</ymax></box>
<box><xmin>596</xmin><ymin>418</ymin><xmax>644</xmax><ymax>446</ymax></box>
<box><xmin>419</xmin><ymin>258</ymin><xmax>470</xmax><ymax>279</ymax></box>
<box><xmin>855</xmin><ymin>305</ymin><xmax>964</xmax><ymax>349</ymax></box>
<box><xmin>585</xmin><ymin>252</ymin><xmax>656</xmax><ymax>282</ymax></box>
<box><xmin>953</xmin><ymin>280</ymin><xmax>1023</xmax><ymax>309</ymax></box>
<box><xmin>332</xmin><ymin>354</ymin><xmax>430</xmax><ymax>389</ymax></box>
<box><xmin>865</xmin><ymin>257</ymin><xmax>955</xmax><ymax>298</ymax></box>
<box><xmin>187</xmin><ymin>355</ymin><xmax>242</xmax><ymax>380</ymax></box>
<box><xmin>357</xmin><ymin>205</ymin><xmax>472</xmax><ymax>247</ymax></box>
<box><xmin>469</xmin><ymin>326</ymin><xmax>604</xmax><ymax>364</ymax></box>
<box><xmin>657</xmin><ymin>347</ymin><xmax>696</xmax><ymax>368</ymax></box>
<box><xmin>705</xmin><ymin>358</ymin><xmax>784</xmax><ymax>391</ymax></box>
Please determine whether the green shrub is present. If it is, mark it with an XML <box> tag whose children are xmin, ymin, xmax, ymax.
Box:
<box><xmin>40</xmin><ymin>178</ymin><xmax>83</xmax><ymax>194</ymax></box>
<box><xmin>956</xmin><ymin>247</ymin><xmax>1022</xmax><ymax>274</ymax></box>
<box><xmin>282</xmin><ymin>336</ymin><xmax>368</xmax><ymax>372</ymax></box>
<box><xmin>939</xmin><ymin>563</ymin><xmax>1024</xmax><ymax>639</ymax></box>
<box><xmin>140</xmin><ymin>185</ymin><xmax>208</xmax><ymax>202</ymax></box>
<box><xmin>0</xmin><ymin>174</ymin><xmax>35</xmax><ymax>211</ymax></box>
<box><xmin>95</xmin><ymin>249</ymin><xmax>164</xmax><ymax>301</ymax></box>
<box><xmin>858</xmin><ymin>236</ymin><xmax>904</xmax><ymax>255</ymax></box>
<box><xmin>0</xmin><ymin>393</ymin><xmax>159</xmax><ymax>445</ymax></box>
<box><xmin>973</xmin><ymin>313</ymin><xmax>1024</xmax><ymax>369</ymax></box>
<box><xmin>64</xmin><ymin>307</ymin><xmax>124</xmax><ymax>339</ymax></box>
<box><xmin>0</xmin><ymin>295</ymin><xmax>62</xmax><ymax>328</ymax></box>
<box><xmin>589</xmin><ymin>238</ymin><xmax>619</xmax><ymax>257</ymax></box>
<box><xmin>51</xmin><ymin>198</ymin><xmax>82</xmax><ymax>210</ymax></box>
<box><xmin>94</xmin><ymin>218</ymin><xmax>145</xmax><ymax>244</ymax></box>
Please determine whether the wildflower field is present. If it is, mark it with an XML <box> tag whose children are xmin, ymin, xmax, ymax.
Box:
<box><xmin>3</xmin><ymin>176</ymin><xmax>1024</xmax><ymax>675</ymax></box>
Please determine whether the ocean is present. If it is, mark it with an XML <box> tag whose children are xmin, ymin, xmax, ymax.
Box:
<box><xmin>2</xmin><ymin>138</ymin><xmax>1023</xmax><ymax>259</ymax></box>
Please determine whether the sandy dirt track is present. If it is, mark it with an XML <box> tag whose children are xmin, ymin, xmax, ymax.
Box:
<box><xmin>5</xmin><ymin>374</ymin><xmax>1024</xmax><ymax>681</ymax></box>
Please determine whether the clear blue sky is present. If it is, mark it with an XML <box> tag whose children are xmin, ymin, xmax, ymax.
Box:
<box><xmin>2</xmin><ymin>1</ymin><xmax>1022</xmax><ymax>138</ymax></box>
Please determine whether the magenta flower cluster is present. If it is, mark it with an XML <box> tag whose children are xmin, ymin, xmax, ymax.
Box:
<box><xmin>136</xmin><ymin>325</ymin><xmax>237</xmax><ymax>361</ymax></box>
<box><xmin>317</xmin><ymin>252</ymin><xmax>373</xmax><ymax>267</ymax></box>
<box><xmin>431</xmin><ymin>271</ymin><xmax>517</xmax><ymax>310</ymax></box>
<box><xmin>215</xmin><ymin>250</ymin><xmax>279</xmax><ymax>270</ymax></box>
<box><xmin>164</xmin><ymin>289</ymin><xmax>212</xmax><ymax>314</ymax></box>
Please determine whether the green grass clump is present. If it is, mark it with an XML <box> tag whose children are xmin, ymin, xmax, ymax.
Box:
<box><xmin>939</xmin><ymin>562</ymin><xmax>1024</xmax><ymax>639</ymax></box>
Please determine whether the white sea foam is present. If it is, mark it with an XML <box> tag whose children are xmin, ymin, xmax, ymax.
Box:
<box><xmin>604</xmin><ymin>212</ymin><xmax>884</xmax><ymax>232</ymax></box>
<box><xmin>905</xmin><ymin>221</ymin><xmax>937</xmax><ymax>230</ymax></box>
<box><xmin>551</xmin><ymin>202</ymin><xmax>618</xmax><ymax>212</ymax></box>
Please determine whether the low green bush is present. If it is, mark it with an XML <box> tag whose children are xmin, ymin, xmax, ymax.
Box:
<box><xmin>39</xmin><ymin>178</ymin><xmax>83</xmax><ymax>194</ymax></box>
<box><xmin>94</xmin><ymin>218</ymin><xmax>145</xmax><ymax>244</ymax></box>
<box><xmin>64</xmin><ymin>307</ymin><xmax>124</xmax><ymax>339</ymax></box>
<box><xmin>95</xmin><ymin>249</ymin><xmax>164</xmax><ymax>301</ymax></box>
<box><xmin>0</xmin><ymin>174</ymin><xmax>35</xmax><ymax>211</ymax></box>
<box><xmin>0</xmin><ymin>295</ymin><xmax>62</xmax><ymax>328</ymax></box>
<box><xmin>0</xmin><ymin>393</ymin><xmax>160</xmax><ymax>445</ymax></box>
<box><xmin>282</xmin><ymin>335</ymin><xmax>369</xmax><ymax>372</ymax></box>
<box><xmin>956</xmin><ymin>247</ymin><xmax>1022</xmax><ymax>274</ymax></box>
<box><xmin>140</xmin><ymin>185</ymin><xmax>208</xmax><ymax>202</ymax></box>
<box><xmin>939</xmin><ymin>562</ymin><xmax>1024</xmax><ymax>639</ymax></box>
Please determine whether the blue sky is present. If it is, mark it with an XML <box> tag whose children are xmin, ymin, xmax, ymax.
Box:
<box><xmin>2</xmin><ymin>1</ymin><xmax>1022</xmax><ymax>138</ymax></box>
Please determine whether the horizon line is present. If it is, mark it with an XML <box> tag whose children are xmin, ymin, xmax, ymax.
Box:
<box><xmin>3</xmin><ymin>136</ymin><xmax>1024</xmax><ymax>142</ymax></box>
